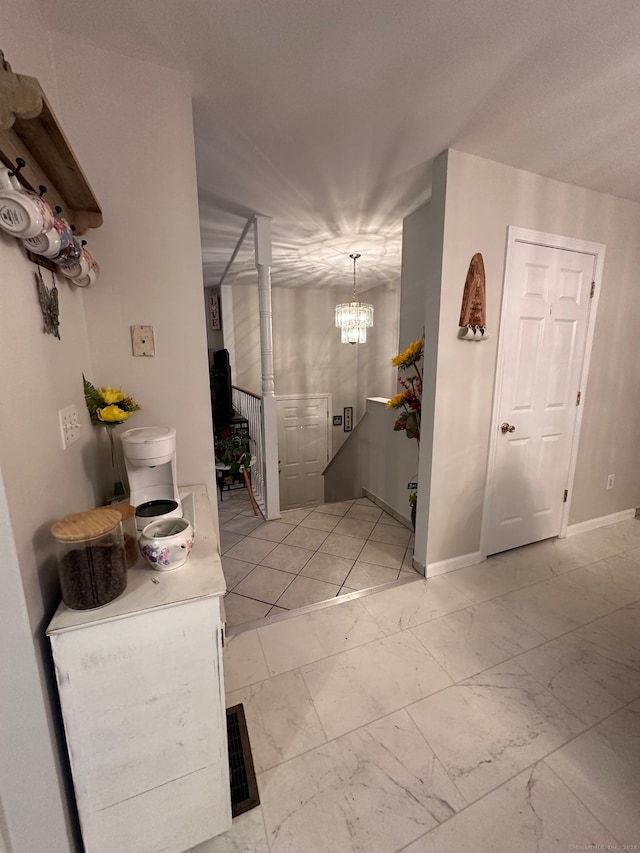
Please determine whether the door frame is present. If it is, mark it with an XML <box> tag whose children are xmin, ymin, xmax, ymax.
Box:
<box><xmin>480</xmin><ymin>227</ymin><xmax>606</xmax><ymax>558</ymax></box>
<box><xmin>276</xmin><ymin>394</ymin><xmax>332</xmax><ymax>505</ymax></box>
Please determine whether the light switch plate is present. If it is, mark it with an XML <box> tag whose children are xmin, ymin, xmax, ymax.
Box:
<box><xmin>59</xmin><ymin>404</ymin><xmax>81</xmax><ymax>449</ymax></box>
<box><xmin>131</xmin><ymin>325</ymin><xmax>155</xmax><ymax>357</ymax></box>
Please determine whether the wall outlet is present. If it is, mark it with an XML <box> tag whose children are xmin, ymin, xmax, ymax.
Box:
<box><xmin>131</xmin><ymin>325</ymin><xmax>155</xmax><ymax>356</ymax></box>
<box><xmin>59</xmin><ymin>405</ymin><xmax>81</xmax><ymax>449</ymax></box>
<box><xmin>606</xmin><ymin>473</ymin><xmax>615</xmax><ymax>490</ymax></box>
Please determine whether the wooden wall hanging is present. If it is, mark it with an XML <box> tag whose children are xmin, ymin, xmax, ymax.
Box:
<box><xmin>0</xmin><ymin>51</ymin><xmax>102</xmax><ymax>235</ymax></box>
<box><xmin>458</xmin><ymin>252</ymin><xmax>489</xmax><ymax>341</ymax></box>
<box><xmin>0</xmin><ymin>49</ymin><xmax>102</xmax><ymax>274</ymax></box>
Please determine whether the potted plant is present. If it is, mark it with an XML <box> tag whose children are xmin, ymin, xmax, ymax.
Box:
<box><xmin>214</xmin><ymin>430</ymin><xmax>252</xmax><ymax>476</ymax></box>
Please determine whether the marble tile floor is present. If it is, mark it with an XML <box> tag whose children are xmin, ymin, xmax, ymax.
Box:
<box><xmin>196</xmin><ymin>516</ymin><xmax>640</xmax><ymax>853</ymax></box>
<box><xmin>218</xmin><ymin>489</ymin><xmax>418</xmax><ymax>630</ymax></box>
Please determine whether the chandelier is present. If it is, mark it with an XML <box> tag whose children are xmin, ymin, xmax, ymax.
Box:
<box><xmin>335</xmin><ymin>253</ymin><xmax>374</xmax><ymax>344</ymax></box>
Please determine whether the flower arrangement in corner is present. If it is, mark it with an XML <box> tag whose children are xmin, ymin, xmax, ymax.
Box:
<box><xmin>387</xmin><ymin>337</ymin><xmax>424</xmax><ymax>525</ymax></box>
<box><xmin>83</xmin><ymin>376</ymin><xmax>140</xmax><ymax>501</ymax></box>
<box><xmin>387</xmin><ymin>337</ymin><xmax>424</xmax><ymax>441</ymax></box>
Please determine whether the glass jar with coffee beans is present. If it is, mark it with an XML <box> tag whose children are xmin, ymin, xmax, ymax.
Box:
<box><xmin>110</xmin><ymin>502</ymin><xmax>139</xmax><ymax>568</ymax></box>
<box><xmin>51</xmin><ymin>508</ymin><xmax>127</xmax><ymax>610</ymax></box>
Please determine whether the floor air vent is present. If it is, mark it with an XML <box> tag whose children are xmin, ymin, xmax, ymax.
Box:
<box><xmin>226</xmin><ymin>703</ymin><xmax>260</xmax><ymax>817</ymax></box>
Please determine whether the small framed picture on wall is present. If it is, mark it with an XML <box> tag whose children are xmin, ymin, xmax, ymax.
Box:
<box><xmin>209</xmin><ymin>294</ymin><xmax>221</xmax><ymax>330</ymax></box>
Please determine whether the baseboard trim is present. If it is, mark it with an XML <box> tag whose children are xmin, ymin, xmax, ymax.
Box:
<box><xmin>362</xmin><ymin>488</ymin><xmax>413</xmax><ymax>530</ymax></box>
<box><xmin>412</xmin><ymin>557</ymin><xmax>426</xmax><ymax>577</ymax></box>
<box><xmin>427</xmin><ymin>551</ymin><xmax>483</xmax><ymax>577</ymax></box>
<box><xmin>566</xmin><ymin>508</ymin><xmax>636</xmax><ymax>537</ymax></box>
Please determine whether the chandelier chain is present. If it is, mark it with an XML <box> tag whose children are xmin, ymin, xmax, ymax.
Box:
<box><xmin>349</xmin><ymin>252</ymin><xmax>361</xmax><ymax>300</ymax></box>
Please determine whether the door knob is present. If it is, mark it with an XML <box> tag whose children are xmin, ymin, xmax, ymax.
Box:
<box><xmin>500</xmin><ymin>422</ymin><xmax>516</xmax><ymax>434</ymax></box>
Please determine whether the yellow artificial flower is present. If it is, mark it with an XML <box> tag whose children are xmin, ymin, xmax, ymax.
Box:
<box><xmin>123</xmin><ymin>395</ymin><xmax>140</xmax><ymax>412</ymax></box>
<box><xmin>386</xmin><ymin>390</ymin><xmax>412</xmax><ymax>409</ymax></box>
<box><xmin>97</xmin><ymin>405</ymin><xmax>132</xmax><ymax>423</ymax></box>
<box><xmin>391</xmin><ymin>338</ymin><xmax>424</xmax><ymax>369</ymax></box>
<box><xmin>100</xmin><ymin>387</ymin><xmax>125</xmax><ymax>405</ymax></box>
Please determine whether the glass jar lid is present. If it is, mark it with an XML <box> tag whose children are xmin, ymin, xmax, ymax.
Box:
<box><xmin>111</xmin><ymin>502</ymin><xmax>136</xmax><ymax>523</ymax></box>
<box><xmin>51</xmin><ymin>507</ymin><xmax>122</xmax><ymax>542</ymax></box>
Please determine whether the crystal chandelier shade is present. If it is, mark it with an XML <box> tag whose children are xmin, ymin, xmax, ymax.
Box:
<box><xmin>335</xmin><ymin>253</ymin><xmax>374</xmax><ymax>345</ymax></box>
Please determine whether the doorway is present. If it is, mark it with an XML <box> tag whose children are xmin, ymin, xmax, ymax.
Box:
<box><xmin>483</xmin><ymin>228</ymin><xmax>605</xmax><ymax>556</ymax></box>
<box><xmin>276</xmin><ymin>395</ymin><xmax>330</xmax><ymax>510</ymax></box>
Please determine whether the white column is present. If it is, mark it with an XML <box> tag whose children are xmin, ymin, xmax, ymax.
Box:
<box><xmin>257</xmin><ymin>265</ymin><xmax>275</xmax><ymax>396</ymax></box>
<box><xmin>254</xmin><ymin>216</ymin><xmax>280</xmax><ymax>519</ymax></box>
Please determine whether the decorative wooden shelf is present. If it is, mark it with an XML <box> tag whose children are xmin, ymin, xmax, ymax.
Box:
<box><xmin>0</xmin><ymin>54</ymin><xmax>102</xmax><ymax>235</ymax></box>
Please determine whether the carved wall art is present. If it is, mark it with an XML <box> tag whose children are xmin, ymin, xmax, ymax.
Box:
<box><xmin>36</xmin><ymin>266</ymin><xmax>60</xmax><ymax>339</ymax></box>
<box><xmin>458</xmin><ymin>252</ymin><xmax>489</xmax><ymax>341</ymax></box>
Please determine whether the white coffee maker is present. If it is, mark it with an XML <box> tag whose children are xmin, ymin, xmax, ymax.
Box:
<box><xmin>121</xmin><ymin>426</ymin><xmax>183</xmax><ymax>530</ymax></box>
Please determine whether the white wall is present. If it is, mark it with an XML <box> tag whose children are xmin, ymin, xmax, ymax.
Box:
<box><xmin>424</xmin><ymin>148</ymin><xmax>640</xmax><ymax>564</ymax></box>
<box><xmin>325</xmin><ymin>399</ymin><xmax>418</xmax><ymax>524</ymax></box>
<box><xmin>219</xmin><ymin>283</ymin><xmax>237</xmax><ymax>376</ymax></box>
<box><xmin>51</xmin><ymin>34</ymin><xmax>217</xmax><ymax>509</ymax></box>
<box><xmin>0</xmin><ymin>800</ymin><xmax>7</xmax><ymax>853</ymax></box>
<box><xmin>0</xmin><ymin>3</ymin><xmax>91</xmax><ymax>849</ymax></box>
<box><xmin>355</xmin><ymin>281</ymin><xmax>400</xmax><ymax>408</ymax></box>
<box><xmin>227</xmin><ymin>280</ymin><xmax>399</xmax><ymax>459</ymax></box>
<box><xmin>229</xmin><ymin>282</ymin><xmax>262</xmax><ymax>394</ymax></box>
<box><xmin>0</xmin><ymin>470</ymin><xmax>72</xmax><ymax>853</ymax></box>
<box><xmin>272</xmin><ymin>284</ymin><xmax>358</xmax><ymax>456</ymax></box>
<box><xmin>414</xmin><ymin>153</ymin><xmax>447</xmax><ymax>571</ymax></box>
<box><xmin>399</xmin><ymin>200</ymin><xmax>429</xmax><ymax>347</ymax></box>
<box><xmin>0</xmin><ymin>11</ymin><xmax>217</xmax><ymax>848</ymax></box>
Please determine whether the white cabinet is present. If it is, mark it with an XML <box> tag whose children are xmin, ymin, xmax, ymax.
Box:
<box><xmin>47</xmin><ymin>486</ymin><xmax>231</xmax><ymax>853</ymax></box>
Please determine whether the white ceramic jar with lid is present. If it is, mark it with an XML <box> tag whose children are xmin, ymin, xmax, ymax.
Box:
<box><xmin>139</xmin><ymin>517</ymin><xmax>194</xmax><ymax>571</ymax></box>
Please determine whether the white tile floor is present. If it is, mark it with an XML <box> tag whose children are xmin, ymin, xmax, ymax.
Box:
<box><xmin>197</xmin><ymin>516</ymin><xmax>640</xmax><ymax>852</ymax></box>
<box><xmin>218</xmin><ymin>489</ymin><xmax>417</xmax><ymax>629</ymax></box>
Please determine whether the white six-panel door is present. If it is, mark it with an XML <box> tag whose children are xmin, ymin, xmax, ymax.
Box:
<box><xmin>277</xmin><ymin>395</ymin><xmax>330</xmax><ymax>510</ymax></box>
<box><xmin>484</xmin><ymin>232</ymin><xmax>603</xmax><ymax>556</ymax></box>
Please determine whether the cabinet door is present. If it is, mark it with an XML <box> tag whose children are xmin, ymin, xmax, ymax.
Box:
<box><xmin>51</xmin><ymin>597</ymin><xmax>231</xmax><ymax>853</ymax></box>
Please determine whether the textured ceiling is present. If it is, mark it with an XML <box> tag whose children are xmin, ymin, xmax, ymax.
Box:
<box><xmin>38</xmin><ymin>0</ymin><xmax>640</xmax><ymax>290</ymax></box>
